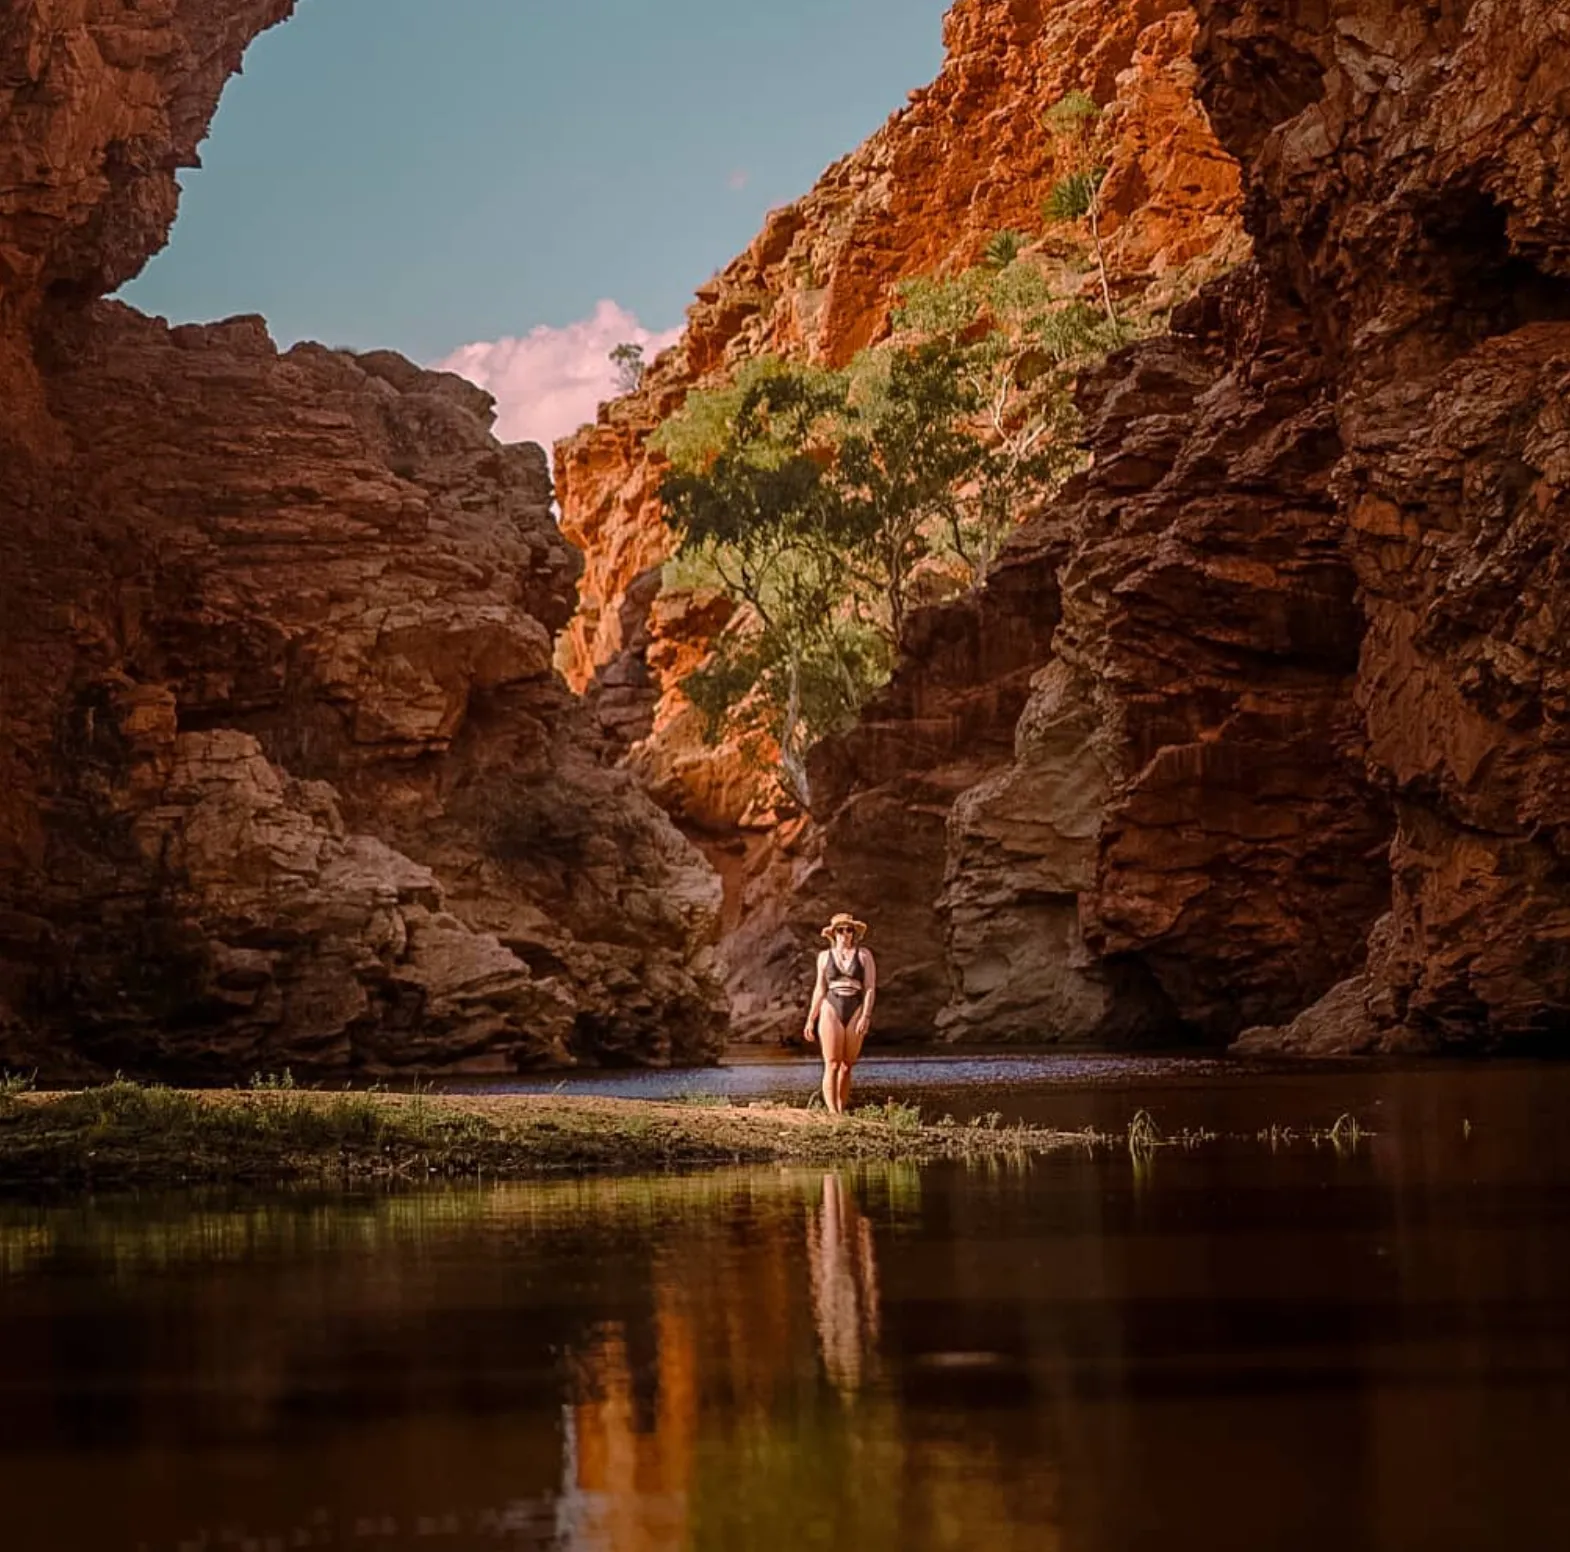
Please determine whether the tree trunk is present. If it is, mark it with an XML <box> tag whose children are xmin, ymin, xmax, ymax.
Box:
<box><xmin>778</xmin><ymin>654</ymin><xmax>812</xmax><ymax>809</ymax></box>
<box><xmin>1089</xmin><ymin>194</ymin><xmax>1117</xmax><ymax>326</ymax></box>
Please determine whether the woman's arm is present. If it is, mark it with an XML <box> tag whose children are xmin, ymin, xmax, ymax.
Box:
<box><xmin>855</xmin><ymin>950</ymin><xmax>877</xmax><ymax>1035</ymax></box>
<box><xmin>804</xmin><ymin>951</ymin><xmax>828</xmax><ymax>1041</ymax></box>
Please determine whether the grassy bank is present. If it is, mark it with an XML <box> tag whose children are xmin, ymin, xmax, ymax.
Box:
<box><xmin>0</xmin><ymin>1081</ymin><xmax>1094</xmax><ymax>1194</ymax></box>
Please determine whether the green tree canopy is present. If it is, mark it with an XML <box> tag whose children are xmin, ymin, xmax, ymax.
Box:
<box><xmin>656</xmin><ymin>246</ymin><xmax>1141</xmax><ymax>806</ymax></box>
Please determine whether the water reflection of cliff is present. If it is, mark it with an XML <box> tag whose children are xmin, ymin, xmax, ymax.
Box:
<box><xmin>564</xmin><ymin>1317</ymin><xmax>696</xmax><ymax>1550</ymax></box>
<box><xmin>559</xmin><ymin>1172</ymin><xmax>835</xmax><ymax>1550</ymax></box>
<box><xmin>549</xmin><ymin>1169</ymin><xmax>1061</xmax><ymax>1551</ymax></box>
<box><xmin>559</xmin><ymin>1172</ymin><xmax>889</xmax><ymax>1547</ymax></box>
<box><xmin>9</xmin><ymin>1073</ymin><xmax>1570</xmax><ymax>1550</ymax></box>
<box><xmin>0</xmin><ymin>1165</ymin><xmax>1074</xmax><ymax>1550</ymax></box>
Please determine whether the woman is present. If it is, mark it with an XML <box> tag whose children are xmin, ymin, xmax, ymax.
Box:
<box><xmin>803</xmin><ymin>912</ymin><xmax>877</xmax><ymax>1116</ymax></box>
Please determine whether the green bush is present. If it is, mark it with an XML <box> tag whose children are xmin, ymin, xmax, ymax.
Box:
<box><xmin>983</xmin><ymin>229</ymin><xmax>1029</xmax><ymax>270</ymax></box>
<box><xmin>1043</xmin><ymin>170</ymin><xmax>1103</xmax><ymax>224</ymax></box>
<box><xmin>472</xmin><ymin>774</ymin><xmax>596</xmax><ymax>867</ymax></box>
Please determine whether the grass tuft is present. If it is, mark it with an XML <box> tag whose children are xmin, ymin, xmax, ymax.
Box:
<box><xmin>859</xmin><ymin>1098</ymin><xmax>923</xmax><ymax>1131</ymax></box>
<box><xmin>248</xmin><ymin>1069</ymin><xmax>297</xmax><ymax>1091</ymax></box>
<box><xmin>0</xmin><ymin>1070</ymin><xmax>37</xmax><ymax>1100</ymax></box>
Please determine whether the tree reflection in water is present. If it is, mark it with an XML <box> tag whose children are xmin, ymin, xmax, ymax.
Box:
<box><xmin>806</xmin><ymin>1172</ymin><xmax>882</xmax><ymax>1397</ymax></box>
<box><xmin>39</xmin><ymin>1114</ymin><xmax>1570</xmax><ymax>1552</ymax></box>
<box><xmin>563</xmin><ymin>1316</ymin><xmax>695</xmax><ymax>1551</ymax></box>
<box><xmin>556</xmin><ymin>1170</ymin><xmax>891</xmax><ymax>1549</ymax></box>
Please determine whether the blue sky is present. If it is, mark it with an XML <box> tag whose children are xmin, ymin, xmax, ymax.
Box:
<box><xmin>122</xmin><ymin>0</ymin><xmax>953</xmax><ymax>445</ymax></box>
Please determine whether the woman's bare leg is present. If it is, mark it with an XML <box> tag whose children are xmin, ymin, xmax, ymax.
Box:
<box><xmin>818</xmin><ymin>1005</ymin><xmax>848</xmax><ymax>1115</ymax></box>
<box><xmin>837</xmin><ymin>1017</ymin><xmax>867</xmax><ymax>1113</ymax></box>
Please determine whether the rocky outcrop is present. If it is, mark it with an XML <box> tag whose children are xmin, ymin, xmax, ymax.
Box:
<box><xmin>0</xmin><ymin>1</ymin><xmax>724</xmax><ymax>1077</ymax></box>
<box><xmin>954</xmin><ymin>0</ymin><xmax>1570</xmax><ymax>1053</ymax></box>
<box><xmin>1222</xmin><ymin>0</ymin><xmax>1570</xmax><ymax>1051</ymax></box>
<box><xmin>717</xmin><ymin>538</ymin><xmax>1070</xmax><ymax>1041</ymax></box>
<box><xmin>950</xmin><ymin>266</ymin><xmax>1392</xmax><ymax>1044</ymax></box>
<box><xmin>634</xmin><ymin>0</ymin><xmax>1570</xmax><ymax>1055</ymax></box>
<box><xmin>555</xmin><ymin>0</ymin><xmax>1248</xmax><ymax>831</ymax></box>
<box><xmin>0</xmin><ymin>0</ymin><xmax>297</xmax><ymax>455</ymax></box>
<box><xmin>1233</xmin><ymin>967</ymin><xmax>1388</xmax><ymax>1058</ymax></box>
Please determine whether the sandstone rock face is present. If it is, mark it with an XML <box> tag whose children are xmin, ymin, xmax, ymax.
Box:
<box><xmin>1016</xmin><ymin>271</ymin><xmax>1393</xmax><ymax>1042</ymax></box>
<box><xmin>957</xmin><ymin>0</ymin><xmax>1570</xmax><ymax>1053</ymax></box>
<box><xmin>555</xmin><ymin>0</ymin><xmax>1247</xmax><ymax>831</ymax></box>
<box><xmin>1232</xmin><ymin>973</ymin><xmax>1385</xmax><ymax>1058</ymax></box>
<box><xmin>1226</xmin><ymin>0</ymin><xmax>1570</xmax><ymax>1051</ymax></box>
<box><xmin>0</xmin><ymin>2</ymin><xmax>724</xmax><ymax>1077</ymax></box>
<box><xmin>665</xmin><ymin>0</ymin><xmax>1570</xmax><ymax>1054</ymax></box>
<box><xmin>0</xmin><ymin>0</ymin><xmax>296</xmax><ymax>454</ymax></box>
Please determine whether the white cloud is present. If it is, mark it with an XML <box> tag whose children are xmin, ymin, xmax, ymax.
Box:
<box><xmin>433</xmin><ymin>300</ymin><xmax>682</xmax><ymax>451</ymax></box>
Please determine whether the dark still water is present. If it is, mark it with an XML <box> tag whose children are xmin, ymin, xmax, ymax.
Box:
<box><xmin>3</xmin><ymin>1061</ymin><xmax>1570</xmax><ymax>1551</ymax></box>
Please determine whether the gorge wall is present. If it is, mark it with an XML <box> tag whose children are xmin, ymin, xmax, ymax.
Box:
<box><xmin>555</xmin><ymin>0</ymin><xmax>1249</xmax><ymax>831</ymax></box>
<box><xmin>0</xmin><ymin>0</ymin><xmax>724</xmax><ymax>1079</ymax></box>
<box><xmin>563</xmin><ymin>0</ymin><xmax>1570</xmax><ymax>1055</ymax></box>
<box><xmin>5</xmin><ymin>0</ymin><xmax>1566</xmax><ymax>1069</ymax></box>
<box><xmin>1212</xmin><ymin>0</ymin><xmax>1570</xmax><ymax>1053</ymax></box>
<box><xmin>556</xmin><ymin>0</ymin><xmax>1253</xmax><ymax>1041</ymax></box>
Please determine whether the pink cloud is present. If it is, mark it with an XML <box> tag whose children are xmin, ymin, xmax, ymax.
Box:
<box><xmin>433</xmin><ymin>300</ymin><xmax>682</xmax><ymax>450</ymax></box>
<box><xmin>727</xmin><ymin>168</ymin><xmax>751</xmax><ymax>192</ymax></box>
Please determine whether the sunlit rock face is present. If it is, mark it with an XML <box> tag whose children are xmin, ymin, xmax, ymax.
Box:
<box><xmin>582</xmin><ymin>0</ymin><xmax>1570</xmax><ymax>1054</ymax></box>
<box><xmin>553</xmin><ymin>0</ymin><xmax>1248</xmax><ymax>834</ymax></box>
<box><xmin>0</xmin><ymin>2</ymin><xmax>724</xmax><ymax>1077</ymax></box>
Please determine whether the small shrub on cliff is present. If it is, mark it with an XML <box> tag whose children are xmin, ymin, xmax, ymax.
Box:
<box><xmin>983</xmin><ymin>229</ymin><xmax>1029</xmax><ymax>270</ymax></box>
<box><xmin>1043</xmin><ymin>170</ymin><xmax>1102</xmax><ymax>224</ymax></box>
<box><xmin>609</xmin><ymin>341</ymin><xmax>646</xmax><ymax>394</ymax></box>
<box><xmin>472</xmin><ymin>773</ymin><xmax>597</xmax><ymax>868</ymax></box>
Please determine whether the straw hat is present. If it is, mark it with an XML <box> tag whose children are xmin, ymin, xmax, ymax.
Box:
<box><xmin>820</xmin><ymin>911</ymin><xmax>868</xmax><ymax>941</ymax></box>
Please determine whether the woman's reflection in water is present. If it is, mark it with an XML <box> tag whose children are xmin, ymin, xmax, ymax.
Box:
<box><xmin>806</xmin><ymin>1173</ymin><xmax>882</xmax><ymax>1397</ymax></box>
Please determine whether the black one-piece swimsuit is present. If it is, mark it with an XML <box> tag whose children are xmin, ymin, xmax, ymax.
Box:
<box><xmin>825</xmin><ymin>947</ymin><xmax>865</xmax><ymax>1023</ymax></box>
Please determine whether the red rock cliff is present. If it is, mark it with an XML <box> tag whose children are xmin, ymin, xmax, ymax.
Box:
<box><xmin>569</xmin><ymin>0</ymin><xmax>1570</xmax><ymax>1057</ymax></box>
<box><xmin>554</xmin><ymin>0</ymin><xmax>1248</xmax><ymax>830</ymax></box>
<box><xmin>0</xmin><ymin>0</ymin><xmax>724</xmax><ymax>1077</ymax></box>
<box><xmin>1207</xmin><ymin>0</ymin><xmax>1570</xmax><ymax>1053</ymax></box>
<box><xmin>820</xmin><ymin>0</ymin><xmax>1570</xmax><ymax>1054</ymax></box>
